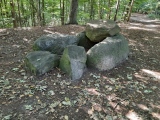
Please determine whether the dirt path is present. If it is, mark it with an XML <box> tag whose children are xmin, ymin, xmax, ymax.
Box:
<box><xmin>0</xmin><ymin>15</ymin><xmax>160</xmax><ymax>120</ymax></box>
<box><xmin>130</xmin><ymin>13</ymin><xmax>160</xmax><ymax>24</ymax></box>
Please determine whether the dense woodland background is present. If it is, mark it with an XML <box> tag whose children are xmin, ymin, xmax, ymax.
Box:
<box><xmin>0</xmin><ymin>0</ymin><xmax>160</xmax><ymax>28</ymax></box>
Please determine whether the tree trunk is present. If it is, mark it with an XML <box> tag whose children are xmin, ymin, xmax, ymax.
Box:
<box><xmin>127</xmin><ymin>0</ymin><xmax>134</xmax><ymax>22</ymax></box>
<box><xmin>124</xmin><ymin>0</ymin><xmax>134</xmax><ymax>22</ymax></box>
<box><xmin>65</xmin><ymin>0</ymin><xmax>69</xmax><ymax>22</ymax></box>
<box><xmin>42</xmin><ymin>0</ymin><xmax>45</xmax><ymax>26</ymax></box>
<box><xmin>114</xmin><ymin>0</ymin><xmax>120</xmax><ymax>21</ymax></box>
<box><xmin>10</xmin><ymin>0</ymin><xmax>17</xmax><ymax>28</ymax></box>
<box><xmin>90</xmin><ymin>0</ymin><xmax>95</xmax><ymax>20</ymax></box>
<box><xmin>98</xmin><ymin>0</ymin><xmax>103</xmax><ymax>19</ymax></box>
<box><xmin>68</xmin><ymin>0</ymin><xmax>78</xmax><ymax>24</ymax></box>
<box><xmin>37</xmin><ymin>0</ymin><xmax>42</xmax><ymax>26</ymax></box>
<box><xmin>0</xmin><ymin>0</ymin><xmax>5</xmax><ymax>27</ymax></box>
<box><xmin>60</xmin><ymin>0</ymin><xmax>65</xmax><ymax>25</ymax></box>
<box><xmin>17</xmin><ymin>0</ymin><xmax>21</xmax><ymax>27</ymax></box>
<box><xmin>30</xmin><ymin>0</ymin><xmax>36</xmax><ymax>26</ymax></box>
<box><xmin>107</xmin><ymin>0</ymin><xmax>111</xmax><ymax>19</ymax></box>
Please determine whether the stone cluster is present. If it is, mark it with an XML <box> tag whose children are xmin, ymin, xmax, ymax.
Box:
<box><xmin>25</xmin><ymin>20</ymin><xmax>129</xmax><ymax>81</ymax></box>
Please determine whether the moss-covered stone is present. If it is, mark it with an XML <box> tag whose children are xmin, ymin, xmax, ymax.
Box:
<box><xmin>59</xmin><ymin>45</ymin><xmax>87</xmax><ymax>81</ymax></box>
<box><xmin>33</xmin><ymin>34</ymin><xmax>79</xmax><ymax>55</ymax></box>
<box><xmin>59</xmin><ymin>48</ymin><xmax>71</xmax><ymax>75</ymax></box>
<box><xmin>87</xmin><ymin>33</ymin><xmax>129</xmax><ymax>71</ymax></box>
<box><xmin>86</xmin><ymin>20</ymin><xmax>121</xmax><ymax>42</ymax></box>
<box><xmin>25</xmin><ymin>51</ymin><xmax>60</xmax><ymax>75</ymax></box>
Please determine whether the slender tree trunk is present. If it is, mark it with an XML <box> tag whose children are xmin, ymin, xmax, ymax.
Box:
<box><xmin>21</xmin><ymin>0</ymin><xmax>28</xmax><ymax>27</ymax></box>
<box><xmin>60</xmin><ymin>0</ymin><xmax>65</xmax><ymax>25</ymax></box>
<box><xmin>90</xmin><ymin>0</ymin><xmax>95</xmax><ymax>20</ymax></box>
<box><xmin>124</xmin><ymin>0</ymin><xmax>134</xmax><ymax>21</ymax></box>
<box><xmin>107</xmin><ymin>0</ymin><xmax>111</xmax><ymax>19</ymax></box>
<box><xmin>68</xmin><ymin>0</ymin><xmax>78</xmax><ymax>24</ymax></box>
<box><xmin>114</xmin><ymin>0</ymin><xmax>120</xmax><ymax>21</ymax></box>
<box><xmin>127</xmin><ymin>0</ymin><xmax>134</xmax><ymax>21</ymax></box>
<box><xmin>65</xmin><ymin>0</ymin><xmax>69</xmax><ymax>22</ymax></box>
<box><xmin>37</xmin><ymin>0</ymin><xmax>41</xmax><ymax>26</ymax></box>
<box><xmin>30</xmin><ymin>0</ymin><xmax>36</xmax><ymax>26</ymax></box>
<box><xmin>0</xmin><ymin>0</ymin><xmax>5</xmax><ymax>27</ymax></box>
<box><xmin>42</xmin><ymin>0</ymin><xmax>45</xmax><ymax>26</ymax></box>
<box><xmin>17</xmin><ymin>0</ymin><xmax>21</xmax><ymax>27</ymax></box>
<box><xmin>121</xmin><ymin>3</ymin><xmax>126</xmax><ymax>20</ymax></box>
<box><xmin>90</xmin><ymin>0</ymin><xmax>93</xmax><ymax>20</ymax></box>
<box><xmin>10</xmin><ymin>0</ymin><xmax>17</xmax><ymax>28</ymax></box>
<box><xmin>37</xmin><ymin>0</ymin><xmax>42</xmax><ymax>26</ymax></box>
<box><xmin>98</xmin><ymin>0</ymin><xmax>103</xmax><ymax>19</ymax></box>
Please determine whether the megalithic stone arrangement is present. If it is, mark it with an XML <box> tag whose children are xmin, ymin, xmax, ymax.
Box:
<box><xmin>25</xmin><ymin>20</ymin><xmax>129</xmax><ymax>81</ymax></box>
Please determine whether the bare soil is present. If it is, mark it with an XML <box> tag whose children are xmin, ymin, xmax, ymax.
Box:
<box><xmin>0</xmin><ymin>14</ymin><xmax>160</xmax><ymax>120</ymax></box>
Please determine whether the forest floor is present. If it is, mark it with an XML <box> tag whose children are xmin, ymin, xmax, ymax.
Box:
<box><xmin>0</xmin><ymin>14</ymin><xmax>160</xmax><ymax>120</ymax></box>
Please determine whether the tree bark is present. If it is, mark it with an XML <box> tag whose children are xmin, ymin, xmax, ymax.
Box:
<box><xmin>98</xmin><ymin>0</ymin><xmax>103</xmax><ymax>19</ymax></box>
<box><xmin>37</xmin><ymin>0</ymin><xmax>42</xmax><ymax>26</ymax></box>
<box><xmin>114</xmin><ymin>0</ymin><xmax>120</xmax><ymax>21</ymax></box>
<box><xmin>0</xmin><ymin>0</ymin><xmax>5</xmax><ymax>27</ymax></box>
<box><xmin>17</xmin><ymin>0</ymin><xmax>21</xmax><ymax>27</ymax></box>
<box><xmin>10</xmin><ymin>0</ymin><xmax>17</xmax><ymax>28</ymax></box>
<box><xmin>30</xmin><ymin>0</ymin><xmax>36</xmax><ymax>26</ymax></box>
<box><xmin>68</xmin><ymin>0</ymin><xmax>78</xmax><ymax>24</ymax></box>
<box><xmin>124</xmin><ymin>0</ymin><xmax>134</xmax><ymax>22</ymax></box>
<box><xmin>107</xmin><ymin>0</ymin><xmax>111</xmax><ymax>19</ymax></box>
<box><xmin>60</xmin><ymin>0</ymin><xmax>65</xmax><ymax>25</ymax></box>
<box><xmin>127</xmin><ymin>0</ymin><xmax>134</xmax><ymax>22</ymax></box>
<box><xmin>42</xmin><ymin>0</ymin><xmax>45</xmax><ymax>26</ymax></box>
<box><xmin>90</xmin><ymin>0</ymin><xmax>94</xmax><ymax>20</ymax></box>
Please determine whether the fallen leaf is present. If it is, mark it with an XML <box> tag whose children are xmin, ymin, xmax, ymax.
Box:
<box><xmin>62</xmin><ymin>101</ymin><xmax>71</xmax><ymax>106</ymax></box>
<box><xmin>127</xmin><ymin>74</ymin><xmax>133</xmax><ymax>80</ymax></box>
<box><xmin>24</xmin><ymin>105</ymin><xmax>34</xmax><ymax>110</ymax></box>
<box><xmin>57</xmin><ymin>73</ymin><xmax>61</xmax><ymax>78</ymax></box>
<box><xmin>64</xmin><ymin>115</ymin><xmax>69</xmax><ymax>120</ymax></box>
<box><xmin>50</xmin><ymin>101</ymin><xmax>61</xmax><ymax>108</ymax></box>
<box><xmin>144</xmin><ymin>89</ymin><xmax>152</xmax><ymax>94</ymax></box>
<box><xmin>3</xmin><ymin>114</ymin><xmax>12</xmax><ymax>120</ymax></box>
<box><xmin>48</xmin><ymin>90</ymin><xmax>55</xmax><ymax>96</ymax></box>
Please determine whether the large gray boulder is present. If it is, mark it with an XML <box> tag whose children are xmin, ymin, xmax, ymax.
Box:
<box><xmin>25</xmin><ymin>51</ymin><xmax>59</xmax><ymax>75</ymax></box>
<box><xmin>33</xmin><ymin>34</ymin><xmax>79</xmax><ymax>55</ymax></box>
<box><xmin>59</xmin><ymin>45</ymin><xmax>87</xmax><ymax>81</ymax></box>
<box><xmin>86</xmin><ymin>20</ymin><xmax>121</xmax><ymax>42</ymax></box>
<box><xmin>87</xmin><ymin>34</ymin><xmax>129</xmax><ymax>71</ymax></box>
<box><xmin>76</xmin><ymin>31</ymin><xmax>95</xmax><ymax>50</ymax></box>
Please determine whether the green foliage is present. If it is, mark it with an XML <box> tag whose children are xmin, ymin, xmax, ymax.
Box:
<box><xmin>0</xmin><ymin>0</ymin><xmax>159</xmax><ymax>28</ymax></box>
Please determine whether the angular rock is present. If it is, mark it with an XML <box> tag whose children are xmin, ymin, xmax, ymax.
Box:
<box><xmin>59</xmin><ymin>45</ymin><xmax>87</xmax><ymax>81</ymax></box>
<box><xmin>25</xmin><ymin>51</ymin><xmax>59</xmax><ymax>75</ymax></box>
<box><xmin>87</xmin><ymin>33</ymin><xmax>129</xmax><ymax>71</ymax></box>
<box><xmin>76</xmin><ymin>31</ymin><xmax>95</xmax><ymax>50</ymax></box>
<box><xmin>33</xmin><ymin>34</ymin><xmax>79</xmax><ymax>55</ymax></box>
<box><xmin>86</xmin><ymin>20</ymin><xmax>121</xmax><ymax>42</ymax></box>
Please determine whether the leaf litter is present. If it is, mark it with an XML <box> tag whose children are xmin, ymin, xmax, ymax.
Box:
<box><xmin>0</xmin><ymin>19</ymin><xmax>160</xmax><ymax>119</ymax></box>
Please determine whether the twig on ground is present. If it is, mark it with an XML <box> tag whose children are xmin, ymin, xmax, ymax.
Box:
<box><xmin>0</xmin><ymin>32</ymin><xmax>9</xmax><ymax>37</ymax></box>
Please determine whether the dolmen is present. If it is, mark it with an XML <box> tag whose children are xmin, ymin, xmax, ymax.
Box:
<box><xmin>25</xmin><ymin>20</ymin><xmax>129</xmax><ymax>81</ymax></box>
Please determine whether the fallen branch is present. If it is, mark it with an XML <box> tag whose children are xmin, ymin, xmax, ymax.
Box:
<box><xmin>0</xmin><ymin>32</ymin><xmax>9</xmax><ymax>37</ymax></box>
<box><xmin>141</xmin><ymin>69</ymin><xmax>160</xmax><ymax>80</ymax></box>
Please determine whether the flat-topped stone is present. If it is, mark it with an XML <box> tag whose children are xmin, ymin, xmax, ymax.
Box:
<box><xmin>86</xmin><ymin>20</ymin><xmax>121</xmax><ymax>42</ymax></box>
